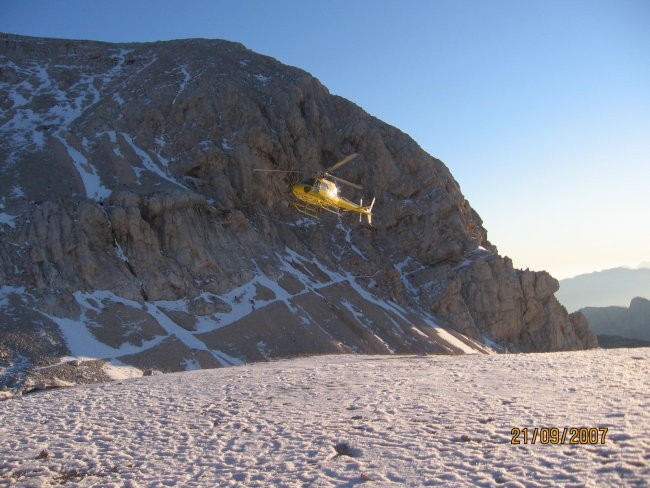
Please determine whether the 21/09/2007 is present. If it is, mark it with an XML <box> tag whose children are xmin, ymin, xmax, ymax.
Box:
<box><xmin>510</xmin><ymin>427</ymin><xmax>608</xmax><ymax>445</ymax></box>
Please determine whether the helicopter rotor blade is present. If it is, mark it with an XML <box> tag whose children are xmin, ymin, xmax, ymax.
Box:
<box><xmin>325</xmin><ymin>153</ymin><xmax>359</xmax><ymax>173</ymax></box>
<box><xmin>253</xmin><ymin>169</ymin><xmax>302</xmax><ymax>173</ymax></box>
<box><xmin>327</xmin><ymin>173</ymin><xmax>363</xmax><ymax>190</ymax></box>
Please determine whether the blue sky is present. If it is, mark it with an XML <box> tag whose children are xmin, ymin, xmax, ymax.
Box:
<box><xmin>2</xmin><ymin>0</ymin><xmax>649</xmax><ymax>278</ymax></box>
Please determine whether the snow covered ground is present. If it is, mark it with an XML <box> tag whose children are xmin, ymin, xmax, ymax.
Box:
<box><xmin>1</xmin><ymin>348</ymin><xmax>647</xmax><ymax>487</ymax></box>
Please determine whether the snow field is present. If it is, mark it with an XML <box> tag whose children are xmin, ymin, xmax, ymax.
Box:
<box><xmin>0</xmin><ymin>348</ymin><xmax>647</xmax><ymax>487</ymax></box>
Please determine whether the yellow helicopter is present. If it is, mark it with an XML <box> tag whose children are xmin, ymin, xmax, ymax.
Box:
<box><xmin>254</xmin><ymin>153</ymin><xmax>376</xmax><ymax>225</ymax></box>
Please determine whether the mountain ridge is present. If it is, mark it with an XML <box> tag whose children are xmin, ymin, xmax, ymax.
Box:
<box><xmin>557</xmin><ymin>267</ymin><xmax>650</xmax><ymax>311</ymax></box>
<box><xmin>0</xmin><ymin>34</ymin><xmax>596</xmax><ymax>392</ymax></box>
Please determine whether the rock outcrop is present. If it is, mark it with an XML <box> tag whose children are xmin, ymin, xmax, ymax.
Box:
<box><xmin>0</xmin><ymin>34</ymin><xmax>596</xmax><ymax>392</ymax></box>
<box><xmin>581</xmin><ymin>297</ymin><xmax>650</xmax><ymax>342</ymax></box>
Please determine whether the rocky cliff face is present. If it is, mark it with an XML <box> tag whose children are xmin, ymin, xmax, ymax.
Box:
<box><xmin>0</xmin><ymin>34</ymin><xmax>596</xmax><ymax>392</ymax></box>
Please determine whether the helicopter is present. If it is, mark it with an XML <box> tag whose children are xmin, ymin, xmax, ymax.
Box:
<box><xmin>254</xmin><ymin>153</ymin><xmax>376</xmax><ymax>225</ymax></box>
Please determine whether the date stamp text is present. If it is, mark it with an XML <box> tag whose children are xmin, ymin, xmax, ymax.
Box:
<box><xmin>510</xmin><ymin>427</ymin><xmax>608</xmax><ymax>445</ymax></box>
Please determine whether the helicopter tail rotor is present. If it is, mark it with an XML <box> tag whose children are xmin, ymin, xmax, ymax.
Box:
<box><xmin>358</xmin><ymin>196</ymin><xmax>376</xmax><ymax>226</ymax></box>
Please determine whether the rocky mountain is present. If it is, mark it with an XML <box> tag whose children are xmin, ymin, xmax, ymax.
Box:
<box><xmin>581</xmin><ymin>297</ymin><xmax>650</xmax><ymax>343</ymax></box>
<box><xmin>0</xmin><ymin>34</ymin><xmax>596</xmax><ymax>393</ymax></box>
<box><xmin>557</xmin><ymin>267</ymin><xmax>650</xmax><ymax>312</ymax></box>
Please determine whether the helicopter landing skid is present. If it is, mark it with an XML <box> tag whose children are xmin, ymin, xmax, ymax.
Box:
<box><xmin>293</xmin><ymin>201</ymin><xmax>340</xmax><ymax>220</ymax></box>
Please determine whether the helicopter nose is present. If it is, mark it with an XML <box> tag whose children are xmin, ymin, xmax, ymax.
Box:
<box><xmin>293</xmin><ymin>183</ymin><xmax>310</xmax><ymax>194</ymax></box>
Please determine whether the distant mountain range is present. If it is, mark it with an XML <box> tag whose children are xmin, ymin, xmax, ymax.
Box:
<box><xmin>596</xmin><ymin>334</ymin><xmax>650</xmax><ymax>349</ymax></box>
<box><xmin>557</xmin><ymin>267</ymin><xmax>650</xmax><ymax>312</ymax></box>
<box><xmin>581</xmin><ymin>297</ymin><xmax>650</xmax><ymax>345</ymax></box>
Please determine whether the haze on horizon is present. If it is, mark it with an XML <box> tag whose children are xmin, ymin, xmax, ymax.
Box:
<box><xmin>2</xmin><ymin>0</ymin><xmax>648</xmax><ymax>279</ymax></box>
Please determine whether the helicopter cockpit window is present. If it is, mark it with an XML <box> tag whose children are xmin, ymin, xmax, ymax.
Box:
<box><xmin>300</xmin><ymin>178</ymin><xmax>317</xmax><ymax>193</ymax></box>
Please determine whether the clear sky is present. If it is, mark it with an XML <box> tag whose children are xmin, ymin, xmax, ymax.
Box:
<box><xmin>2</xmin><ymin>0</ymin><xmax>649</xmax><ymax>279</ymax></box>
